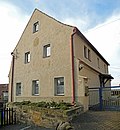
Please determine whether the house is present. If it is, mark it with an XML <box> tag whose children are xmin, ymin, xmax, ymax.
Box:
<box><xmin>111</xmin><ymin>89</ymin><xmax>120</xmax><ymax>97</ymax></box>
<box><xmin>0</xmin><ymin>84</ymin><xmax>8</xmax><ymax>107</ymax></box>
<box><xmin>8</xmin><ymin>9</ymin><xmax>113</xmax><ymax>111</ymax></box>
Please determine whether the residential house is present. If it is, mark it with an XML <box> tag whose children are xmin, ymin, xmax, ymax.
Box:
<box><xmin>0</xmin><ymin>84</ymin><xmax>8</xmax><ymax>107</ymax></box>
<box><xmin>8</xmin><ymin>9</ymin><xmax>113</xmax><ymax>111</ymax></box>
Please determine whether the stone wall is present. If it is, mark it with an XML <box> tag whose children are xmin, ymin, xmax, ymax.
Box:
<box><xmin>8</xmin><ymin>103</ymin><xmax>83</xmax><ymax>128</ymax></box>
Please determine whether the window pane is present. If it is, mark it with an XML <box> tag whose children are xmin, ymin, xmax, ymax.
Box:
<box><xmin>32</xmin><ymin>80</ymin><xmax>39</xmax><ymax>95</ymax></box>
<box><xmin>33</xmin><ymin>21</ymin><xmax>39</xmax><ymax>33</ymax></box>
<box><xmin>54</xmin><ymin>77</ymin><xmax>64</xmax><ymax>95</ymax></box>
<box><xmin>47</xmin><ymin>46</ymin><xmax>50</xmax><ymax>56</ymax></box>
<box><xmin>88</xmin><ymin>49</ymin><xmax>91</xmax><ymax>61</ymax></box>
<box><xmin>43</xmin><ymin>44</ymin><xmax>51</xmax><ymax>58</ymax></box>
<box><xmin>84</xmin><ymin>46</ymin><xmax>87</xmax><ymax>58</ymax></box>
<box><xmin>25</xmin><ymin>52</ymin><xmax>30</xmax><ymax>63</ymax></box>
<box><xmin>16</xmin><ymin>83</ymin><xmax>21</xmax><ymax>96</ymax></box>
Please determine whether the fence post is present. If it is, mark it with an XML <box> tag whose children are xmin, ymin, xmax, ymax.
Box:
<box><xmin>14</xmin><ymin>109</ymin><xmax>16</xmax><ymax>124</ymax></box>
<box><xmin>99</xmin><ymin>87</ymin><xmax>103</xmax><ymax>110</ymax></box>
<box><xmin>12</xmin><ymin>108</ymin><xmax>13</xmax><ymax>124</ymax></box>
<box><xmin>3</xmin><ymin>108</ymin><xmax>5</xmax><ymax>125</ymax></box>
<box><xmin>6</xmin><ymin>108</ymin><xmax>8</xmax><ymax>125</ymax></box>
<box><xmin>1</xmin><ymin>109</ymin><xmax>3</xmax><ymax>126</ymax></box>
<box><xmin>9</xmin><ymin>108</ymin><xmax>11</xmax><ymax>124</ymax></box>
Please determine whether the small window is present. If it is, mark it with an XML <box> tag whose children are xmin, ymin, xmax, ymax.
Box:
<box><xmin>104</xmin><ymin>64</ymin><xmax>107</xmax><ymax>73</ymax></box>
<box><xmin>54</xmin><ymin>77</ymin><xmax>64</xmax><ymax>95</ymax></box>
<box><xmin>88</xmin><ymin>49</ymin><xmax>91</xmax><ymax>61</ymax></box>
<box><xmin>33</xmin><ymin>21</ymin><xmax>39</xmax><ymax>33</ymax></box>
<box><xmin>25</xmin><ymin>52</ymin><xmax>30</xmax><ymax>63</ymax></box>
<box><xmin>32</xmin><ymin>80</ymin><xmax>39</xmax><ymax>96</ymax></box>
<box><xmin>84</xmin><ymin>46</ymin><xmax>87</xmax><ymax>59</ymax></box>
<box><xmin>43</xmin><ymin>44</ymin><xmax>51</xmax><ymax>58</ymax></box>
<box><xmin>3</xmin><ymin>91</ymin><xmax>8</xmax><ymax>101</ymax></box>
<box><xmin>97</xmin><ymin>58</ymin><xmax>100</xmax><ymax>68</ymax></box>
<box><xmin>16</xmin><ymin>83</ymin><xmax>21</xmax><ymax>96</ymax></box>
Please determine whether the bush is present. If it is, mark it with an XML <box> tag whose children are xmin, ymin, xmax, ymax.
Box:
<box><xmin>13</xmin><ymin>101</ymin><xmax>73</xmax><ymax>110</ymax></box>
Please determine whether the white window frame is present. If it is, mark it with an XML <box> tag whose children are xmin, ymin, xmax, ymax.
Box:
<box><xmin>43</xmin><ymin>44</ymin><xmax>51</xmax><ymax>58</ymax></box>
<box><xmin>32</xmin><ymin>80</ymin><xmax>39</xmax><ymax>96</ymax></box>
<box><xmin>25</xmin><ymin>52</ymin><xmax>30</xmax><ymax>64</ymax></box>
<box><xmin>33</xmin><ymin>21</ymin><xmax>39</xmax><ymax>33</ymax></box>
<box><xmin>54</xmin><ymin>77</ymin><xmax>64</xmax><ymax>96</ymax></box>
<box><xmin>16</xmin><ymin>83</ymin><xmax>21</xmax><ymax>96</ymax></box>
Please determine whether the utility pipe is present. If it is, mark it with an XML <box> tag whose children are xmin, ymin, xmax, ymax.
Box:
<box><xmin>71</xmin><ymin>27</ymin><xmax>77</xmax><ymax>104</ymax></box>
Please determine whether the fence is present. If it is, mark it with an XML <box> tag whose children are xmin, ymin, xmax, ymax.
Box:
<box><xmin>89</xmin><ymin>86</ymin><xmax>120</xmax><ymax>111</ymax></box>
<box><xmin>0</xmin><ymin>108</ymin><xmax>16</xmax><ymax>127</ymax></box>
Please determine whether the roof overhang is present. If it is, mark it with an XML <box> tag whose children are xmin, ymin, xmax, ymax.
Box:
<box><xmin>99</xmin><ymin>74</ymin><xmax>114</xmax><ymax>80</ymax></box>
<box><xmin>99</xmin><ymin>74</ymin><xmax>114</xmax><ymax>87</ymax></box>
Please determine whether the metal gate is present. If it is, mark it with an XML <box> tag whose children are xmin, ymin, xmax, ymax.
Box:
<box><xmin>89</xmin><ymin>86</ymin><xmax>120</xmax><ymax>111</ymax></box>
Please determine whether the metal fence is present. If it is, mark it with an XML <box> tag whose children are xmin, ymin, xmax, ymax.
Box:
<box><xmin>89</xmin><ymin>86</ymin><xmax>120</xmax><ymax>111</ymax></box>
<box><xmin>0</xmin><ymin>108</ymin><xmax>16</xmax><ymax>127</ymax></box>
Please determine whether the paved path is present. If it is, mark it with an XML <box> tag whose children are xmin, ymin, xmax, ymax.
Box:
<box><xmin>0</xmin><ymin>124</ymin><xmax>54</xmax><ymax>130</ymax></box>
<box><xmin>1</xmin><ymin>111</ymin><xmax>120</xmax><ymax>130</ymax></box>
<box><xmin>72</xmin><ymin>111</ymin><xmax>120</xmax><ymax>130</ymax></box>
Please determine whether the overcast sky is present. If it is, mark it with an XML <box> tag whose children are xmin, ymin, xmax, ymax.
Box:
<box><xmin>0</xmin><ymin>0</ymin><xmax>120</xmax><ymax>85</ymax></box>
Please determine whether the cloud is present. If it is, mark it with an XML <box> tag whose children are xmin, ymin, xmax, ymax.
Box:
<box><xmin>84</xmin><ymin>14</ymin><xmax>120</xmax><ymax>85</ymax></box>
<box><xmin>0</xmin><ymin>2</ymin><xmax>29</xmax><ymax>83</ymax></box>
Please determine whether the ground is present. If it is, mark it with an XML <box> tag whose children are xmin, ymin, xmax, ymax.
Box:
<box><xmin>1</xmin><ymin>111</ymin><xmax>120</xmax><ymax>130</ymax></box>
<box><xmin>72</xmin><ymin>111</ymin><xmax>120</xmax><ymax>130</ymax></box>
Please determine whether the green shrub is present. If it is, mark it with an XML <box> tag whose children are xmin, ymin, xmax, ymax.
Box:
<box><xmin>13</xmin><ymin>101</ymin><xmax>73</xmax><ymax>110</ymax></box>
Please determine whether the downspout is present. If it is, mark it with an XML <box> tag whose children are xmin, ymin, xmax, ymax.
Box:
<box><xmin>11</xmin><ymin>52</ymin><xmax>15</xmax><ymax>102</ymax></box>
<box><xmin>71</xmin><ymin>27</ymin><xmax>77</xmax><ymax>104</ymax></box>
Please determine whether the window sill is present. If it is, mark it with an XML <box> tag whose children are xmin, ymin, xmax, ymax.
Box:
<box><xmin>43</xmin><ymin>56</ymin><xmax>50</xmax><ymax>58</ymax></box>
<box><xmin>33</xmin><ymin>30</ymin><xmax>38</xmax><ymax>33</ymax></box>
<box><xmin>32</xmin><ymin>94</ymin><xmax>39</xmax><ymax>96</ymax></box>
<box><xmin>55</xmin><ymin>94</ymin><xmax>64</xmax><ymax>96</ymax></box>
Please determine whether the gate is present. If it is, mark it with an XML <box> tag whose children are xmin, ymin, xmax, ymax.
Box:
<box><xmin>89</xmin><ymin>86</ymin><xmax>120</xmax><ymax>111</ymax></box>
<box><xmin>0</xmin><ymin>108</ymin><xmax>16</xmax><ymax>127</ymax></box>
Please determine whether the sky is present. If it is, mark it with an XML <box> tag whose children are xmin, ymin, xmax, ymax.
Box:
<box><xmin>0</xmin><ymin>0</ymin><xmax>120</xmax><ymax>86</ymax></box>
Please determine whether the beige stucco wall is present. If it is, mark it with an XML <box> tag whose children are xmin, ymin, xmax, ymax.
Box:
<box><xmin>73</xmin><ymin>33</ymin><xmax>111</xmax><ymax>106</ymax></box>
<box><xmin>10</xmin><ymin>9</ymin><xmax>74</xmax><ymax>103</ymax></box>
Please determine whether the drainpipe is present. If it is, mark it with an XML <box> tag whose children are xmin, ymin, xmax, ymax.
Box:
<box><xmin>11</xmin><ymin>52</ymin><xmax>15</xmax><ymax>102</ymax></box>
<box><xmin>71</xmin><ymin>27</ymin><xmax>77</xmax><ymax>104</ymax></box>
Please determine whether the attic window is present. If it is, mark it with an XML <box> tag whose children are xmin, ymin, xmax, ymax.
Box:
<box><xmin>84</xmin><ymin>46</ymin><xmax>87</xmax><ymax>59</ymax></box>
<box><xmin>43</xmin><ymin>44</ymin><xmax>51</xmax><ymax>58</ymax></box>
<box><xmin>25</xmin><ymin>52</ymin><xmax>30</xmax><ymax>63</ymax></box>
<box><xmin>33</xmin><ymin>21</ymin><xmax>39</xmax><ymax>33</ymax></box>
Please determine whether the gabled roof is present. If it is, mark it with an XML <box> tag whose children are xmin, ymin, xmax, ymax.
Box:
<box><xmin>12</xmin><ymin>8</ymin><xmax>109</xmax><ymax>66</ymax></box>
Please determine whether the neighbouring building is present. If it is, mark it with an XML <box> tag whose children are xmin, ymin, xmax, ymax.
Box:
<box><xmin>0</xmin><ymin>84</ymin><xmax>8</xmax><ymax>104</ymax></box>
<box><xmin>111</xmin><ymin>89</ymin><xmax>120</xmax><ymax>97</ymax></box>
<box><xmin>8</xmin><ymin>9</ymin><xmax>113</xmax><ymax>111</ymax></box>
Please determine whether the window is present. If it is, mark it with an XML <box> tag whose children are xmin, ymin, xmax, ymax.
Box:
<box><xmin>25</xmin><ymin>52</ymin><xmax>30</xmax><ymax>63</ymax></box>
<box><xmin>88</xmin><ymin>49</ymin><xmax>91</xmax><ymax>61</ymax></box>
<box><xmin>33</xmin><ymin>21</ymin><xmax>39</xmax><ymax>33</ymax></box>
<box><xmin>104</xmin><ymin>64</ymin><xmax>107</xmax><ymax>73</ymax></box>
<box><xmin>3</xmin><ymin>91</ymin><xmax>8</xmax><ymax>101</ymax></box>
<box><xmin>84</xmin><ymin>46</ymin><xmax>87</xmax><ymax>58</ymax></box>
<box><xmin>43</xmin><ymin>44</ymin><xmax>51</xmax><ymax>58</ymax></box>
<box><xmin>54</xmin><ymin>77</ymin><xmax>64</xmax><ymax>95</ymax></box>
<box><xmin>16</xmin><ymin>83</ymin><xmax>21</xmax><ymax>96</ymax></box>
<box><xmin>97</xmin><ymin>58</ymin><xmax>100</xmax><ymax>68</ymax></box>
<box><xmin>32</xmin><ymin>80</ymin><xmax>39</xmax><ymax>95</ymax></box>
